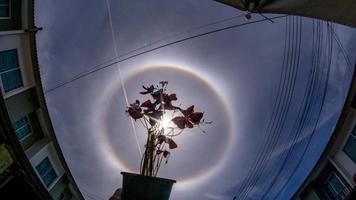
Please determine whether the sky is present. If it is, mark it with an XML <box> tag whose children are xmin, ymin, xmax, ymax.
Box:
<box><xmin>34</xmin><ymin>1</ymin><xmax>356</xmax><ymax>200</ymax></box>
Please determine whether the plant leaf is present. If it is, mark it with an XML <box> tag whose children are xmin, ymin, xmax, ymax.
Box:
<box><xmin>181</xmin><ymin>105</ymin><xmax>194</xmax><ymax>117</ymax></box>
<box><xmin>167</xmin><ymin>138</ymin><xmax>178</xmax><ymax>149</ymax></box>
<box><xmin>169</xmin><ymin>93</ymin><xmax>177</xmax><ymax>101</ymax></box>
<box><xmin>140</xmin><ymin>85</ymin><xmax>154</xmax><ymax>94</ymax></box>
<box><xmin>190</xmin><ymin>112</ymin><xmax>204</xmax><ymax>124</ymax></box>
<box><xmin>140</xmin><ymin>100</ymin><xmax>152</xmax><ymax>107</ymax></box>
<box><xmin>172</xmin><ymin>116</ymin><xmax>187</xmax><ymax>129</ymax></box>
<box><xmin>127</xmin><ymin>107</ymin><xmax>143</xmax><ymax>120</ymax></box>
<box><xmin>163</xmin><ymin>150</ymin><xmax>170</xmax><ymax>158</ymax></box>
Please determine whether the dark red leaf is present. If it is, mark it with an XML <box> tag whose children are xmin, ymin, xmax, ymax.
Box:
<box><xmin>163</xmin><ymin>150</ymin><xmax>170</xmax><ymax>158</ymax></box>
<box><xmin>181</xmin><ymin>105</ymin><xmax>194</xmax><ymax>117</ymax></box>
<box><xmin>130</xmin><ymin>99</ymin><xmax>140</xmax><ymax>107</ymax></box>
<box><xmin>169</xmin><ymin>94</ymin><xmax>177</xmax><ymax>101</ymax></box>
<box><xmin>172</xmin><ymin>116</ymin><xmax>187</xmax><ymax>129</ymax></box>
<box><xmin>127</xmin><ymin>107</ymin><xmax>143</xmax><ymax>120</ymax></box>
<box><xmin>141</xmin><ymin>100</ymin><xmax>152</xmax><ymax>108</ymax></box>
<box><xmin>189</xmin><ymin>112</ymin><xmax>204</xmax><ymax>124</ymax></box>
<box><xmin>140</xmin><ymin>85</ymin><xmax>154</xmax><ymax>94</ymax></box>
<box><xmin>167</xmin><ymin>138</ymin><xmax>178</xmax><ymax>149</ymax></box>
<box><xmin>186</xmin><ymin>121</ymin><xmax>194</xmax><ymax>128</ymax></box>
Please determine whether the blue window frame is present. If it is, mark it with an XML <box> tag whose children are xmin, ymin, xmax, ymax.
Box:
<box><xmin>35</xmin><ymin>157</ymin><xmax>58</xmax><ymax>187</ymax></box>
<box><xmin>343</xmin><ymin>126</ymin><xmax>356</xmax><ymax>163</ymax></box>
<box><xmin>324</xmin><ymin>173</ymin><xmax>350</xmax><ymax>200</ymax></box>
<box><xmin>0</xmin><ymin>0</ymin><xmax>10</xmax><ymax>18</ymax></box>
<box><xmin>12</xmin><ymin>116</ymin><xmax>32</xmax><ymax>141</ymax></box>
<box><xmin>0</xmin><ymin>49</ymin><xmax>23</xmax><ymax>93</ymax></box>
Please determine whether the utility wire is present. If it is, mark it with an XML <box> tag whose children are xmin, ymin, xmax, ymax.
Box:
<box><xmin>238</xmin><ymin>19</ymin><xmax>335</xmax><ymax>200</ymax></box>
<box><xmin>262</xmin><ymin>19</ymin><xmax>318</xmax><ymax>200</ymax></box>
<box><xmin>259</xmin><ymin>18</ymin><xmax>319</xmax><ymax>200</ymax></box>
<box><xmin>244</xmin><ymin>16</ymin><xmax>302</xmax><ymax>200</ymax></box>
<box><xmin>105</xmin><ymin>0</ymin><xmax>142</xmax><ymax>155</ymax></box>
<box><xmin>234</xmin><ymin>15</ymin><xmax>294</xmax><ymax>200</ymax></box>
<box><xmin>330</xmin><ymin>27</ymin><xmax>353</xmax><ymax>72</ymax></box>
<box><xmin>43</xmin><ymin>13</ymin><xmax>245</xmax><ymax>95</ymax></box>
<box><xmin>233</xmin><ymin>16</ymin><xmax>292</xmax><ymax>200</ymax></box>
<box><xmin>239</xmin><ymin>16</ymin><xmax>301</xmax><ymax>200</ymax></box>
<box><xmin>271</xmin><ymin>21</ymin><xmax>334</xmax><ymax>200</ymax></box>
<box><xmin>44</xmin><ymin>15</ymin><xmax>288</xmax><ymax>94</ymax></box>
<box><xmin>261</xmin><ymin>20</ymin><xmax>321</xmax><ymax>200</ymax></box>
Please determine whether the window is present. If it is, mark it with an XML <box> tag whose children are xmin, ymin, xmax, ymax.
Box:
<box><xmin>343</xmin><ymin>126</ymin><xmax>356</xmax><ymax>163</ymax></box>
<box><xmin>12</xmin><ymin>116</ymin><xmax>32</xmax><ymax>141</ymax></box>
<box><xmin>35</xmin><ymin>157</ymin><xmax>58</xmax><ymax>187</ymax></box>
<box><xmin>0</xmin><ymin>49</ymin><xmax>23</xmax><ymax>93</ymax></box>
<box><xmin>0</xmin><ymin>0</ymin><xmax>10</xmax><ymax>18</ymax></box>
<box><xmin>324</xmin><ymin>173</ymin><xmax>350</xmax><ymax>200</ymax></box>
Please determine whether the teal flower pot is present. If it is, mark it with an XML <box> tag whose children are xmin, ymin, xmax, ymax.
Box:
<box><xmin>121</xmin><ymin>172</ymin><xmax>176</xmax><ymax>200</ymax></box>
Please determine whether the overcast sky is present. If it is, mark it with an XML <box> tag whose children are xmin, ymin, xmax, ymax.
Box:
<box><xmin>35</xmin><ymin>1</ymin><xmax>356</xmax><ymax>200</ymax></box>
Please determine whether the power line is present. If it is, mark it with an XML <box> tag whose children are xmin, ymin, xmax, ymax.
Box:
<box><xmin>43</xmin><ymin>13</ymin><xmax>245</xmax><ymax>95</ymax></box>
<box><xmin>44</xmin><ymin>15</ymin><xmax>288</xmax><ymax>94</ymax></box>
<box><xmin>105</xmin><ymin>0</ymin><xmax>142</xmax><ymax>156</ymax></box>
<box><xmin>232</xmin><ymin>16</ymin><xmax>292</xmax><ymax>200</ymax></box>
<box><xmin>261</xmin><ymin>20</ymin><xmax>324</xmax><ymax>200</ymax></box>
<box><xmin>330</xmin><ymin>27</ymin><xmax>353</xmax><ymax>71</ymax></box>
<box><xmin>239</xmin><ymin>16</ymin><xmax>301</xmax><ymax>200</ymax></box>
<box><xmin>248</xmin><ymin>16</ymin><xmax>302</xmax><ymax>200</ymax></box>
<box><xmin>271</xmin><ymin>21</ymin><xmax>334</xmax><ymax>200</ymax></box>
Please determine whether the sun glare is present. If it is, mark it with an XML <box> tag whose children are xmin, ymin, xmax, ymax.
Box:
<box><xmin>159</xmin><ymin>115</ymin><xmax>172</xmax><ymax>130</ymax></box>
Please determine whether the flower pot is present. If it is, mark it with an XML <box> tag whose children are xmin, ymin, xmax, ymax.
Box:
<box><xmin>121</xmin><ymin>172</ymin><xmax>176</xmax><ymax>200</ymax></box>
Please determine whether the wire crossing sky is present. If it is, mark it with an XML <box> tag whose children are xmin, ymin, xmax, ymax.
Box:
<box><xmin>35</xmin><ymin>1</ymin><xmax>356</xmax><ymax>200</ymax></box>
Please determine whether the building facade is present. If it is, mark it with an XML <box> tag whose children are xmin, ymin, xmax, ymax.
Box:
<box><xmin>292</xmin><ymin>70</ymin><xmax>356</xmax><ymax>200</ymax></box>
<box><xmin>0</xmin><ymin>1</ymin><xmax>83</xmax><ymax>199</ymax></box>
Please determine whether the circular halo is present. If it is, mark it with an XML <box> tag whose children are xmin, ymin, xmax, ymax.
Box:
<box><xmin>96</xmin><ymin>64</ymin><xmax>236</xmax><ymax>188</ymax></box>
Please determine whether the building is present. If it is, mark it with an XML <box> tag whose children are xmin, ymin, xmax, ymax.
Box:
<box><xmin>0</xmin><ymin>1</ymin><xmax>83</xmax><ymax>199</ymax></box>
<box><xmin>292</xmin><ymin>69</ymin><xmax>356</xmax><ymax>200</ymax></box>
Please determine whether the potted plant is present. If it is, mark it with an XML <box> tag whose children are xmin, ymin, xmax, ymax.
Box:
<box><xmin>119</xmin><ymin>81</ymin><xmax>209</xmax><ymax>200</ymax></box>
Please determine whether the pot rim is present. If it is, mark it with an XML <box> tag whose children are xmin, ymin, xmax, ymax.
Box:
<box><xmin>121</xmin><ymin>172</ymin><xmax>177</xmax><ymax>183</ymax></box>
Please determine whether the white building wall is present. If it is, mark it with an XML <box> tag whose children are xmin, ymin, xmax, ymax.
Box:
<box><xmin>0</xmin><ymin>33</ymin><xmax>35</xmax><ymax>98</ymax></box>
<box><xmin>331</xmin><ymin>109</ymin><xmax>356</xmax><ymax>187</ymax></box>
<box><xmin>28</xmin><ymin>141</ymin><xmax>65</xmax><ymax>190</ymax></box>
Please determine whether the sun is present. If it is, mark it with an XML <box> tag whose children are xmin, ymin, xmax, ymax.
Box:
<box><xmin>159</xmin><ymin>115</ymin><xmax>172</xmax><ymax>130</ymax></box>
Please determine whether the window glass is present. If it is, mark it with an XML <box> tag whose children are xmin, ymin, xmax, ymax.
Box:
<box><xmin>0</xmin><ymin>49</ymin><xmax>19</xmax><ymax>72</ymax></box>
<box><xmin>0</xmin><ymin>50</ymin><xmax>23</xmax><ymax>93</ymax></box>
<box><xmin>0</xmin><ymin>0</ymin><xmax>10</xmax><ymax>18</ymax></box>
<box><xmin>352</xmin><ymin>125</ymin><xmax>356</xmax><ymax>136</ymax></box>
<box><xmin>324</xmin><ymin>173</ymin><xmax>348</xmax><ymax>200</ymax></box>
<box><xmin>12</xmin><ymin>116</ymin><xmax>32</xmax><ymax>141</ymax></box>
<box><xmin>1</xmin><ymin>68</ymin><xmax>23</xmax><ymax>92</ymax></box>
<box><xmin>0</xmin><ymin>0</ymin><xmax>10</xmax><ymax>4</ymax></box>
<box><xmin>35</xmin><ymin>157</ymin><xmax>58</xmax><ymax>187</ymax></box>
<box><xmin>343</xmin><ymin>136</ymin><xmax>356</xmax><ymax>163</ymax></box>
